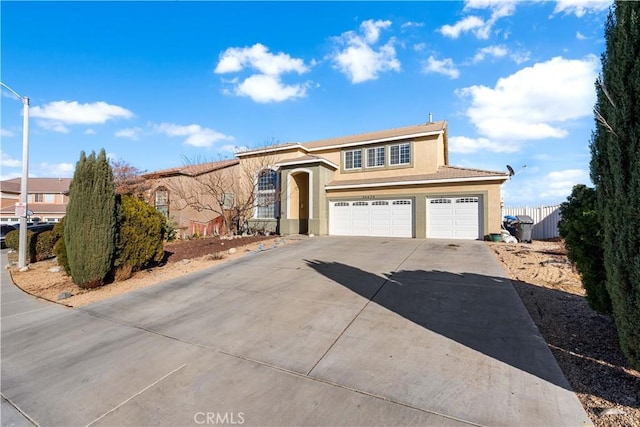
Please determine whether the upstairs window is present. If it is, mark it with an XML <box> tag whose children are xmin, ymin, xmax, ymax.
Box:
<box><xmin>390</xmin><ymin>143</ymin><xmax>411</xmax><ymax>166</ymax></box>
<box><xmin>366</xmin><ymin>147</ymin><xmax>385</xmax><ymax>168</ymax></box>
<box><xmin>344</xmin><ymin>149</ymin><xmax>362</xmax><ymax>170</ymax></box>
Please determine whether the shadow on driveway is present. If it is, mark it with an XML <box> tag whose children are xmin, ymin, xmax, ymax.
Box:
<box><xmin>305</xmin><ymin>259</ymin><xmax>573</xmax><ymax>391</ymax></box>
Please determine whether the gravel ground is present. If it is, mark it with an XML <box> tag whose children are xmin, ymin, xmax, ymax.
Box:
<box><xmin>488</xmin><ymin>240</ymin><xmax>640</xmax><ymax>427</ymax></box>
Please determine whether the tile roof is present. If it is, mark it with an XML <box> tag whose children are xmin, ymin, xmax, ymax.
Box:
<box><xmin>1</xmin><ymin>178</ymin><xmax>71</xmax><ymax>194</ymax></box>
<box><xmin>143</xmin><ymin>159</ymin><xmax>239</xmax><ymax>178</ymax></box>
<box><xmin>303</xmin><ymin>121</ymin><xmax>447</xmax><ymax>150</ymax></box>
<box><xmin>326</xmin><ymin>166</ymin><xmax>510</xmax><ymax>188</ymax></box>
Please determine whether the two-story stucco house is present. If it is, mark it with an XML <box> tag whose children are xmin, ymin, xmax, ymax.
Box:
<box><xmin>237</xmin><ymin>120</ymin><xmax>509</xmax><ymax>239</ymax></box>
<box><xmin>0</xmin><ymin>178</ymin><xmax>71</xmax><ymax>224</ymax></box>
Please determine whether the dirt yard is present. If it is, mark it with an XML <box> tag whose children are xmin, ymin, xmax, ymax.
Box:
<box><xmin>5</xmin><ymin>236</ymin><xmax>639</xmax><ymax>426</ymax></box>
<box><xmin>487</xmin><ymin>240</ymin><xmax>639</xmax><ymax>427</ymax></box>
<box><xmin>7</xmin><ymin>235</ymin><xmax>283</xmax><ymax>307</ymax></box>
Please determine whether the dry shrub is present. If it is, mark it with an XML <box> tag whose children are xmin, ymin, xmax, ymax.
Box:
<box><xmin>114</xmin><ymin>264</ymin><xmax>134</xmax><ymax>282</ymax></box>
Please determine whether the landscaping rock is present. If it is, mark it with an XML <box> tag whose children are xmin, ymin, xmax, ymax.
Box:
<box><xmin>228</xmin><ymin>248</ymin><xmax>237</xmax><ymax>255</ymax></box>
<box><xmin>49</xmin><ymin>267</ymin><xmax>61</xmax><ymax>273</ymax></box>
<box><xmin>57</xmin><ymin>292</ymin><xmax>73</xmax><ymax>301</ymax></box>
<box><xmin>598</xmin><ymin>408</ymin><xmax>626</xmax><ymax>417</ymax></box>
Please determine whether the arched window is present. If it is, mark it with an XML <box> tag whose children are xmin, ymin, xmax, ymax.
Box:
<box><xmin>255</xmin><ymin>169</ymin><xmax>278</xmax><ymax>219</ymax></box>
<box><xmin>154</xmin><ymin>186</ymin><xmax>169</xmax><ymax>216</ymax></box>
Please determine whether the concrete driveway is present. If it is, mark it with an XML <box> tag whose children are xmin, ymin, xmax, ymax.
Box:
<box><xmin>1</xmin><ymin>238</ymin><xmax>591</xmax><ymax>426</ymax></box>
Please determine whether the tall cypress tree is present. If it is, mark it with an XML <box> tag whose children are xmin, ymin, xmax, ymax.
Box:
<box><xmin>590</xmin><ymin>1</ymin><xmax>640</xmax><ymax>369</ymax></box>
<box><xmin>65</xmin><ymin>149</ymin><xmax>117</xmax><ymax>288</ymax></box>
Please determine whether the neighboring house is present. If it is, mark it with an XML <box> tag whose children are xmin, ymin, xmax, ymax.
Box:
<box><xmin>0</xmin><ymin>178</ymin><xmax>72</xmax><ymax>224</ymax></box>
<box><xmin>239</xmin><ymin>120</ymin><xmax>509</xmax><ymax>239</ymax></box>
<box><xmin>142</xmin><ymin>159</ymin><xmax>240</xmax><ymax>238</ymax></box>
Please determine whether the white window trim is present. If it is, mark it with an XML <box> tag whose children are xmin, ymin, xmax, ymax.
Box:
<box><xmin>366</xmin><ymin>146</ymin><xmax>385</xmax><ymax>169</ymax></box>
<box><xmin>389</xmin><ymin>143</ymin><xmax>411</xmax><ymax>166</ymax></box>
<box><xmin>254</xmin><ymin>167</ymin><xmax>279</xmax><ymax>219</ymax></box>
<box><xmin>344</xmin><ymin>149</ymin><xmax>363</xmax><ymax>170</ymax></box>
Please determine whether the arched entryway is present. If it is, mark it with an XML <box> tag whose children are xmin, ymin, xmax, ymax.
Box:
<box><xmin>288</xmin><ymin>170</ymin><xmax>311</xmax><ymax>234</ymax></box>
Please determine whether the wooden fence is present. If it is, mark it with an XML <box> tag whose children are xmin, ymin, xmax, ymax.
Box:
<box><xmin>502</xmin><ymin>205</ymin><xmax>561</xmax><ymax>240</ymax></box>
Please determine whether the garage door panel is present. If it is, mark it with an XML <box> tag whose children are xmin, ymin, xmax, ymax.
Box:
<box><xmin>427</xmin><ymin>197</ymin><xmax>480</xmax><ymax>239</ymax></box>
<box><xmin>330</xmin><ymin>200</ymin><xmax>412</xmax><ymax>238</ymax></box>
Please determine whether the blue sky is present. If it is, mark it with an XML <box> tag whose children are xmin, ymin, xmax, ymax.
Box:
<box><xmin>1</xmin><ymin>0</ymin><xmax>611</xmax><ymax>205</ymax></box>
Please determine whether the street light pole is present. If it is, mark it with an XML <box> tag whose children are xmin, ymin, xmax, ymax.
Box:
<box><xmin>1</xmin><ymin>82</ymin><xmax>30</xmax><ymax>268</ymax></box>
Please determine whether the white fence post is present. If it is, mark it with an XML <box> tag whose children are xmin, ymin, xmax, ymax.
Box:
<box><xmin>502</xmin><ymin>204</ymin><xmax>562</xmax><ymax>240</ymax></box>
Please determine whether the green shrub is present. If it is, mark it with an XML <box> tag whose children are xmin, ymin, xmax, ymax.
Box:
<box><xmin>162</xmin><ymin>216</ymin><xmax>179</xmax><ymax>242</ymax></box>
<box><xmin>589</xmin><ymin>1</ymin><xmax>640</xmax><ymax>368</ymax></box>
<box><xmin>113</xmin><ymin>195</ymin><xmax>165</xmax><ymax>280</ymax></box>
<box><xmin>4</xmin><ymin>229</ymin><xmax>20</xmax><ymax>250</ymax></box>
<box><xmin>35</xmin><ymin>230</ymin><xmax>58</xmax><ymax>261</ymax></box>
<box><xmin>5</xmin><ymin>229</ymin><xmax>38</xmax><ymax>263</ymax></box>
<box><xmin>559</xmin><ymin>185</ymin><xmax>611</xmax><ymax>313</ymax></box>
<box><xmin>65</xmin><ymin>150</ymin><xmax>117</xmax><ymax>288</ymax></box>
<box><xmin>53</xmin><ymin>218</ymin><xmax>71</xmax><ymax>275</ymax></box>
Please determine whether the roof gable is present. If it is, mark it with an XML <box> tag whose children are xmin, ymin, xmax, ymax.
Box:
<box><xmin>303</xmin><ymin>121</ymin><xmax>447</xmax><ymax>151</ymax></box>
<box><xmin>1</xmin><ymin>178</ymin><xmax>71</xmax><ymax>194</ymax></box>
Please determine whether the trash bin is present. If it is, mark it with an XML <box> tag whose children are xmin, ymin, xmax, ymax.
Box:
<box><xmin>514</xmin><ymin>215</ymin><xmax>534</xmax><ymax>243</ymax></box>
<box><xmin>503</xmin><ymin>215</ymin><xmax>517</xmax><ymax>237</ymax></box>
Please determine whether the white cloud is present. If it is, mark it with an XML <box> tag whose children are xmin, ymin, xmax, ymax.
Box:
<box><xmin>456</xmin><ymin>55</ymin><xmax>599</xmax><ymax>141</ymax></box>
<box><xmin>464</xmin><ymin>0</ymin><xmax>517</xmax><ymax>17</ymax></box>
<box><xmin>214</xmin><ymin>43</ymin><xmax>311</xmax><ymax>103</ymax></box>
<box><xmin>506</xmin><ymin>168</ymin><xmax>591</xmax><ymax>204</ymax></box>
<box><xmin>553</xmin><ymin>0</ymin><xmax>611</xmax><ymax>17</ymax></box>
<box><xmin>330</xmin><ymin>19</ymin><xmax>401</xmax><ymax>84</ymax></box>
<box><xmin>1</xmin><ymin>128</ymin><xmax>15</xmax><ymax>137</ymax></box>
<box><xmin>449</xmin><ymin>136</ymin><xmax>520</xmax><ymax>154</ymax></box>
<box><xmin>440</xmin><ymin>0</ymin><xmax>517</xmax><ymax>40</ymax></box>
<box><xmin>401</xmin><ymin>21</ymin><xmax>425</xmax><ymax>29</ymax></box>
<box><xmin>509</xmin><ymin>50</ymin><xmax>531</xmax><ymax>64</ymax></box>
<box><xmin>413</xmin><ymin>43</ymin><xmax>427</xmax><ymax>52</ymax></box>
<box><xmin>36</xmin><ymin>120</ymin><xmax>69</xmax><ymax>133</ymax></box>
<box><xmin>155</xmin><ymin>123</ymin><xmax>234</xmax><ymax>148</ymax></box>
<box><xmin>35</xmin><ymin>162</ymin><xmax>74</xmax><ymax>177</ymax></box>
<box><xmin>360</xmin><ymin>19</ymin><xmax>392</xmax><ymax>44</ymax></box>
<box><xmin>214</xmin><ymin>43</ymin><xmax>309</xmax><ymax>75</ymax></box>
<box><xmin>472</xmin><ymin>45</ymin><xmax>530</xmax><ymax>64</ymax></box>
<box><xmin>31</xmin><ymin>100</ymin><xmax>133</xmax><ymax>126</ymax></box>
<box><xmin>473</xmin><ymin>45</ymin><xmax>508</xmax><ymax>62</ymax></box>
<box><xmin>84</xmin><ymin>128</ymin><xmax>96</xmax><ymax>135</ymax></box>
<box><xmin>540</xmin><ymin>169</ymin><xmax>591</xmax><ymax>199</ymax></box>
<box><xmin>0</xmin><ymin>171</ymin><xmax>21</xmax><ymax>181</ymax></box>
<box><xmin>234</xmin><ymin>74</ymin><xmax>309</xmax><ymax>103</ymax></box>
<box><xmin>115</xmin><ymin>127</ymin><xmax>143</xmax><ymax>140</ymax></box>
<box><xmin>576</xmin><ymin>31</ymin><xmax>587</xmax><ymax>40</ymax></box>
<box><xmin>439</xmin><ymin>16</ymin><xmax>485</xmax><ymax>39</ymax></box>
<box><xmin>422</xmin><ymin>56</ymin><xmax>460</xmax><ymax>79</ymax></box>
<box><xmin>1</xmin><ymin>151</ymin><xmax>21</xmax><ymax>168</ymax></box>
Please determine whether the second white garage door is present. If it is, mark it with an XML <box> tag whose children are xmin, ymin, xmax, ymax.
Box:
<box><xmin>427</xmin><ymin>196</ymin><xmax>481</xmax><ymax>239</ymax></box>
<box><xmin>329</xmin><ymin>199</ymin><xmax>413</xmax><ymax>237</ymax></box>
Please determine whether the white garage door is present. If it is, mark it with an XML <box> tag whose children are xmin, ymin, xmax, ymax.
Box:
<box><xmin>427</xmin><ymin>196</ymin><xmax>480</xmax><ymax>239</ymax></box>
<box><xmin>329</xmin><ymin>199</ymin><xmax>413</xmax><ymax>237</ymax></box>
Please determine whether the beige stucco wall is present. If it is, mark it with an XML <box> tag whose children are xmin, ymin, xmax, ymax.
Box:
<box><xmin>309</xmin><ymin>133</ymin><xmax>444</xmax><ymax>182</ymax></box>
<box><xmin>147</xmin><ymin>168</ymin><xmax>237</xmax><ymax>235</ymax></box>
